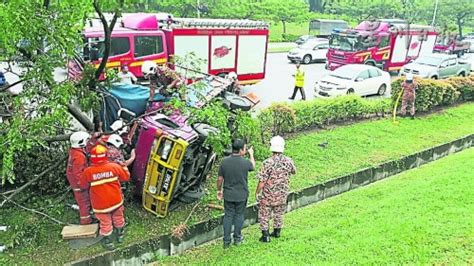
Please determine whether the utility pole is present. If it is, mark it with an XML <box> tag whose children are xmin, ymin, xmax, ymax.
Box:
<box><xmin>197</xmin><ymin>0</ymin><xmax>201</xmax><ymax>18</ymax></box>
<box><xmin>431</xmin><ymin>0</ymin><xmax>439</xmax><ymax>26</ymax></box>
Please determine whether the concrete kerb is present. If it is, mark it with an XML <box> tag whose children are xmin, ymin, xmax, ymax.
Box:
<box><xmin>70</xmin><ymin>134</ymin><xmax>473</xmax><ymax>266</ymax></box>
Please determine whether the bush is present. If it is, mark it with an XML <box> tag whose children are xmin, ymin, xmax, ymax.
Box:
<box><xmin>257</xmin><ymin>96</ymin><xmax>391</xmax><ymax>135</ymax></box>
<box><xmin>445</xmin><ymin>76</ymin><xmax>474</xmax><ymax>101</ymax></box>
<box><xmin>391</xmin><ymin>77</ymin><xmax>461</xmax><ymax>112</ymax></box>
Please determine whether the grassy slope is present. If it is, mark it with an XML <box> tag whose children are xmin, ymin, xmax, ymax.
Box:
<box><xmin>158</xmin><ymin>148</ymin><xmax>474</xmax><ymax>265</ymax></box>
<box><xmin>269</xmin><ymin>22</ymin><xmax>308</xmax><ymax>42</ymax></box>
<box><xmin>2</xmin><ymin>103</ymin><xmax>474</xmax><ymax>265</ymax></box>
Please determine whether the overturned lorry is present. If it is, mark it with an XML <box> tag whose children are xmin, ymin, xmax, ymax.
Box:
<box><xmin>99</xmin><ymin>66</ymin><xmax>256</xmax><ymax>217</ymax></box>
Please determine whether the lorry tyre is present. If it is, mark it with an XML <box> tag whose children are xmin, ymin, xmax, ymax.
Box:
<box><xmin>303</xmin><ymin>55</ymin><xmax>312</xmax><ymax>64</ymax></box>
<box><xmin>377</xmin><ymin>84</ymin><xmax>387</xmax><ymax>96</ymax></box>
<box><xmin>193</xmin><ymin>123</ymin><xmax>219</xmax><ymax>142</ymax></box>
<box><xmin>178</xmin><ymin>185</ymin><xmax>205</xmax><ymax>203</ymax></box>
<box><xmin>223</xmin><ymin>92</ymin><xmax>252</xmax><ymax>111</ymax></box>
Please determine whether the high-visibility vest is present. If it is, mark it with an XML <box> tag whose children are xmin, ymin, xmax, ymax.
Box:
<box><xmin>295</xmin><ymin>69</ymin><xmax>305</xmax><ymax>87</ymax></box>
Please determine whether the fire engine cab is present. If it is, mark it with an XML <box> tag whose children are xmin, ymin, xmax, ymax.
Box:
<box><xmin>327</xmin><ymin>20</ymin><xmax>437</xmax><ymax>72</ymax></box>
<box><xmin>73</xmin><ymin>13</ymin><xmax>269</xmax><ymax>84</ymax></box>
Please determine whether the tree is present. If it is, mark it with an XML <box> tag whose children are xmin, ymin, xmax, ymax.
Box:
<box><xmin>437</xmin><ymin>0</ymin><xmax>474</xmax><ymax>37</ymax></box>
<box><xmin>0</xmin><ymin>0</ymin><xmax>124</xmax><ymax>187</ymax></box>
<box><xmin>257</xmin><ymin>0</ymin><xmax>309</xmax><ymax>34</ymax></box>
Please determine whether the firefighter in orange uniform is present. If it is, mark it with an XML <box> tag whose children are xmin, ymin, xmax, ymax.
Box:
<box><xmin>66</xmin><ymin>132</ymin><xmax>92</xmax><ymax>225</ymax></box>
<box><xmin>80</xmin><ymin>144</ymin><xmax>130</xmax><ymax>250</ymax></box>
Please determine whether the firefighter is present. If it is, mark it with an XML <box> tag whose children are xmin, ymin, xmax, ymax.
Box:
<box><xmin>255</xmin><ymin>136</ymin><xmax>296</xmax><ymax>242</ymax></box>
<box><xmin>289</xmin><ymin>63</ymin><xmax>306</xmax><ymax>100</ymax></box>
<box><xmin>226</xmin><ymin>72</ymin><xmax>242</xmax><ymax>95</ymax></box>
<box><xmin>106</xmin><ymin>134</ymin><xmax>136</xmax><ymax>167</ymax></box>
<box><xmin>66</xmin><ymin>132</ymin><xmax>93</xmax><ymax>225</ymax></box>
<box><xmin>400</xmin><ymin>73</ymin><xmax>417</xmax><ymax>119</ymax></box>
<box><xmin>80</xmin><ymin>145</ymin><xmax>130</xmax><ymax>250</ymax></box>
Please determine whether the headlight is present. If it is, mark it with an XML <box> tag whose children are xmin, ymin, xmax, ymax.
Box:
<box><xmin>160</xmin><ymin>139</ymin><xmax>173</xmax><ymax>160</ymax></box>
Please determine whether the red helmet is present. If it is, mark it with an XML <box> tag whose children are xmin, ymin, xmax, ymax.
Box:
<box><xmin>90</xmin><ymin>145</ymin><xmax>108</xmax><ymax>164</ymax></box>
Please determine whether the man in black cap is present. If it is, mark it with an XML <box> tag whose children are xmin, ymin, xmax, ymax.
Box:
<box><xmin>217</xmin><ymin>139</ymin><xmax>255</xmax><ymax>249</ymax></box>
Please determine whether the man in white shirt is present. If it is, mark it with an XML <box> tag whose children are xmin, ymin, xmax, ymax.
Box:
<box><xmin>117</xmin><ymin>65</ymin><xmax>137</xmax><ymax>84</ymax></box>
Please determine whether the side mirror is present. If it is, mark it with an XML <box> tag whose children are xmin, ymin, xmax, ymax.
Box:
<box><xmin>355</xmin><ymin>77</ymin><xmax>363</xmax><ymax>82</ymax></box>
<box><xmin>313</xmin><ymin>47</ymin><xmax>319</xmax><ymax>50</ymax></box>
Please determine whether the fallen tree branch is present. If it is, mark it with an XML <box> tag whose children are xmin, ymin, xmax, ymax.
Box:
<box><xmin>0</xmin><ymin>79</ymin><xmax>27</xmax><ymax>93</ymax></box>
<box><xmin>67</xmin><ymin>103</ymin><xmax>94</xmax><ymax>131</ymax></box>
<box><xmin>43</xmin><ymin>133</ymin><xmax>71</xmax><ymax>143</ymax></box>
<box><xmin>1</xmin><ymin>194</ymin><xmax>65</xmax><ymax>225</ymax></box>
<box><xmin>0</xmin><ymin>156</ymin><xmax>67</xmax><ymax>208</ymax></box>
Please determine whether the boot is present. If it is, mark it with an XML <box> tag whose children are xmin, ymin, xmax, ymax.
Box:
<box><xmin>259</xmin><ymin>230</ymin><xmax>270</xmax><ymax>243</ymax></box>
<box><xmin>101</xmin><ymin>235</ymin><xmax>115</xmax><ymax>250</ymax></box>
<box><xmin>116</xmin><ymin>227</ymin><xmax>125</xmax><ymax>243</ymax></box>
<box><xmin>270</xmin><ymin>228</ymin><xmax>281</xmax><ymax>238</ymax></box>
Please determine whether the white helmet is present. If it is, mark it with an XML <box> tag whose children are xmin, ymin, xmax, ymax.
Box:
<box><xmin>70</xmin><ymin>131</ymin><xmax>91</xmax><ymax>148</ymax></box>
<box><xmin>228</xmin><ymin>72</ymin><xmax>238</xmax><ymax>80</ymax></box>
<box><xmin>141</xmin><ymin>61</ymin><xmax>157</xmax><ymax>77</ymax></box>
<box><xmin>106</xmin><ymin>134</ymin><xmax>124</xmax><ymax>148</ymax></box>
<box><xmin>110</xmin><ymin>120</ymin><xmax>128</xmax><ymax>135</ymax></box>
<box><xmin>406</xmin><ymin>73</ymin><xmax>414</xmax><ymax>81</ymax></box>
<box><xmin>270</xmin><ymin>136</ymin><xmax>285</xmax><ymax>153</ymax></box>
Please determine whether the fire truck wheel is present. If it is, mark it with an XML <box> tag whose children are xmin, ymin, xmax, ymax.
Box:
<box><xmin>302</xmin><ymin>55</ymin><xmax>312</xmax><ymax>64</ymax></box>
<box><xmin>377</xmin><ymin>84</ymin><xmax>387</xmax><ymax>96</ymax></box>
<box><xmin>223</xmin><ymin>92</ymin><xmax>252</xmax><ymax>111</ymax></box>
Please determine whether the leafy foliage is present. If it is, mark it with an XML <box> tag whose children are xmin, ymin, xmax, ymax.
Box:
<box><xmin>390</xmin><ymin>77</ymin><xmax>472</xmax><ymax>112</ymax></box>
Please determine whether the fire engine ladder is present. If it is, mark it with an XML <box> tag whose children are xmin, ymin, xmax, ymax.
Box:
<box><xmin>171</xmin><ymin>18</ymin><xmax>269</xmax><ymax>29</ymax></box>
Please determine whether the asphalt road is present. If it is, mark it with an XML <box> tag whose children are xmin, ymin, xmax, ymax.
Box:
<box><xmin>241</xmin><ymin>52</ymin><xmax>328</xmax><ymax>110</ymax></box>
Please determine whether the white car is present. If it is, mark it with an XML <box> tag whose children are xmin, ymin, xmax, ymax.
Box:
<box><xmin>314</xmin><ymin>64</ymin><xmax>391</xmax><ymax>98</ymax></box>
<box><xmin>287</xmin><ymin>38</ymin><xmax>329</xmax><ymax>64</ymax></box>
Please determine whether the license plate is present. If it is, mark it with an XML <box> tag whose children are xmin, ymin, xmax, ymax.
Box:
<box><xmin>161</xmin><ymin>169</ymin><xmax>173</xmax><ymax>195</ymax></box>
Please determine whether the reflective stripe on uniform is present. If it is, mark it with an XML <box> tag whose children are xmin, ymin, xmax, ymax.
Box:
<box><xmin>93</xmin><ymin>201</ymin><xmax>123</xmax><ymax>214</ymax></box>
<box><xmin>90</xmin><ymin>176</ymin><xmax>118</xmax><ymax>187</ymax></box>
<box><xmin>72</xmin><ymin>188</ymin><xmax>82</xmax><ymax>192</ymax></box>
<box><xmin>80</xmin><ymin>215</ymin><xmax>91</xmax><ymax>219</ymax></box>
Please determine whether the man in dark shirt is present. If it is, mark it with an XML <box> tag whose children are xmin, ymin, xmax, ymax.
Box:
<box><xmin>217</xmin><ymin>139</ymin><xmax>255</xmax><ymax>249</ymax></box>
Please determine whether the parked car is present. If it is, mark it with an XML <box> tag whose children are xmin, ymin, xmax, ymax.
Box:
<box><xmin>314</xmin><ymin>64</ymin><xmax>390</xmax><ymax>98</ymax></box>
<box><xmin>400</xmin><ymin>54</ymin><xmax>471</xmax><ymax>79</ymax></box>
<box><xmin>295</xmin><ymin>35</ymin><xmax>318</xmax><ymax>45</ymax></box>
<box><xmin>0</xmin><ymin>71</ymin><xmax>7</xmax><ymax>87</ymax></box>
<box><xmin>287</xmin><ymin>38</ymin><xmax>329</xmax><ymax>64</ymax></box>
<box><xmin>463</xmin><ymin>37</ymin><xmax>474</xmax><ymax>53</ymax></box>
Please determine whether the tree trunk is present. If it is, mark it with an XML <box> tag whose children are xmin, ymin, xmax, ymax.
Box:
<box><xmin>309</xmin><ymin>0</ymin><xmax>325</xmax><ymax>13</ymax></box>
<box><xmin>457</xmin><ymin>17</ymin><xmax>463</xmax><ymax>38</ymax></box>
<box><xmin>282</xmin><ymin>20</ymin><xmax>287</xmax><ymax>35</ymax></box>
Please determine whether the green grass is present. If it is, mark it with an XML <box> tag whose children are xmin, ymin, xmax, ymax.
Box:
<box><xmin>269</xmin><ymin>22</ymin><xmax>308</xmax><ymax>42</ymax></box>
<box><xmin>157</xmin><ymin>147</ymin><xmax>474</xmax><ymax>265</ymax></box>
<box><xmin>267</xmin><ymin>46</ymin><xmax>294</xmax><ymax>53</ymax></box>
<box><xmin>2</xmin><ymin>103</ymin><xmax>474</xmax><ymax>265</ymax></box>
